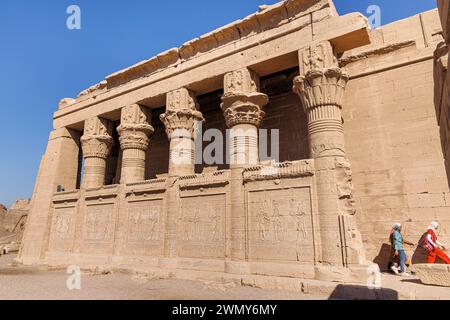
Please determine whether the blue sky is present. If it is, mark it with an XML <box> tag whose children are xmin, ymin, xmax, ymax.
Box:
<box><xmin>0</xmin><ymin>0</ymin><xmax>437</xmax><ymax>207</ymax></box>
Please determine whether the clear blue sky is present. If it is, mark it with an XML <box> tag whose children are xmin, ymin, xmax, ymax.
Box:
<box><xmin>0</xmin><ymin>0</ymin><xmax>437</xmax><ymax>207</ymax></box>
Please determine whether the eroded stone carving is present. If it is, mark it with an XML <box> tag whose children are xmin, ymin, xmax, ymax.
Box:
<box><xmin>128</xmin><ymin>202</ymin><xmax>161</xmax><ymax>242</ymax></box>
<box><xmin>179</xmin><ymin>195</ymin><xmax>225</xmax><ymax>259</ymax></box>
<box><xmin>84</xmin><ymin>204</ymin><xmax>113</xmax><ymax>242</ymax></box>
<box><xmin>249</xmin><ymin>188</ymin><xmax>314</xmax><ymax>262</ymax></box>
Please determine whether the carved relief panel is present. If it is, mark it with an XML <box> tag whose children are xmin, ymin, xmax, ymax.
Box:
<box><xmin>248</xmin><ymin>187</ymin><xmax>314</xmax><ymax>262</ymax></box>
<box><xmin>178</xmin><ymin>194</ymin><xmax>226</xmax><ymax>259</ymax></box>
<box><xmin>125</xmin><ymin>199</ymin><xmax>163</xmax><ymax>256</ymax></box>
<box><xmin>48</xmin><ymin>206</ymin><xmax>76</xmax><ymax>253</ymax></box>
<box><xmin>83</xmin><ymin>203</ymin><xmax>114</xmax><ymax>242</ymax></box>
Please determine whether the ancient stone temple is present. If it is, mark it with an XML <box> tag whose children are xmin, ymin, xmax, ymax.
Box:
<box><xmin>18</xmin><ymin>0</ymin><xmax>450</xmax><ymax>284</ymax></box>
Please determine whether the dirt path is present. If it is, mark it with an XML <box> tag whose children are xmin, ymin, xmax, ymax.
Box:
<box><xmin>0</xmin><ymin>255</ymin><xmax>321</xmax><ymax>300</ymax></box>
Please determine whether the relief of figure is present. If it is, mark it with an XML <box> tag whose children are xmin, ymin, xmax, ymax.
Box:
<box><xmin>128</xmin><ymin>211</ymin><xmax>140</xmax><ymax>240</ymax></box>
<box><xmin>85</xmin><ymin>211</ymin><xmax>98</xmax><ymax>240</ymax></box>
<box><xmin>86</xmin><ymin>208</ymin><xmax>109</xmax><ymax>241</ymax></box>
<box><xmin>185</xmin><ymin>208</ymin><xmax>201</xmax><ymax>241</ymax></box>
<box><xmin>289</xmin><ymin>199</ymin><xmax>307</xmax><ymax>241</ymax></box>
<box><xmin>141</xmin><ymin>209</ymin><xmax>159</xmax><ymax>241</ymax></box>
<box><xmin>258</xmin><ymin>200</ymin><xmax>271</xmax><ymax>241</ymax></box>
<box><xmin>54</xmin><ymin>214</ymin><xmax>71</xmax><ymax>239</ymax></box>
<box><xmin>209</xmin><ymin>206</ymin><xmax>221</xmax><ymax>242</ymax></box>
<box><xmin>180</xmin><ymin>207</ymin><xmax>191</xmax><ymax>241</ymax></box>
<box><xmin>272</xmin><ymin>200</ymin><xmax>284</xmax><ymax>242</ymax></box>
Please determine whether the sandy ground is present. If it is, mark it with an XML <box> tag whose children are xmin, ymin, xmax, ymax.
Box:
<box><xmin>0</xmin><ymin>254</ymin><xmax>322</xmax><ymax>300</ymax></box>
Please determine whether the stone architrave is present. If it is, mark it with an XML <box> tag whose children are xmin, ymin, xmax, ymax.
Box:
<box><xmin>293</xmin><ymin>41</ymin><xmax>365</xmax><ymax>275</ymax></box>
<box><xmin>160</xmin><ymin>88</ymin><xmax>204</xmax><ymax>177</ymax></box>
<box><xmin>80</xmin><ymin>117</ymin><xmax>114</xmax><ymax>189</ymax></box>
<box><xmin>221</xmin><ymin>68</ymin><xmax>268</xmax><ymax>166</ymax></box>
<box><xmin>117</xmin><ymin>104</ymin><xmax>154</xmax><ymax>184</ymax></box>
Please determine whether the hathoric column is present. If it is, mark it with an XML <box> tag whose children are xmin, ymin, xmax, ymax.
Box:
<box><xmin>117</xmin><ymin>104</ymin><xmax>154</xmax><ymax>184</ymax></box>
<box><xmin>221</xmin><ymin>68</ymin><xmax>268</xmax><ymax>267</ymax></box>
<box><xmin>221</xmin><ymin>68</ymin><xmax>268</xmax><ymax>166</ymax></box>
<box><xmin>160</xmin><ymin>88</ymin><xmax>204</xmax><ymax>177</ymax></box>
<box><xmin>81</xmin><ymin>116</ymin><xmax>114</xmax><ymax>189</ymax></box>
<box><xmin>293</xmin><ymin>41</ymin><xmax>365</xmax><ymax>273</ymax></box>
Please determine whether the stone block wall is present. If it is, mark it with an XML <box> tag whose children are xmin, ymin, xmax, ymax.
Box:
<box><xmin>342</xmin><ymin>9</ymin><xmax>450</xmax><ymax>267</ymax></box>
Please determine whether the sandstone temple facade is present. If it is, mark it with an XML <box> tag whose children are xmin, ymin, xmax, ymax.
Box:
<box><xmin>18</xmin><ymin>0</ymin><xmax>450</xmax><ymax>283</ymax></box>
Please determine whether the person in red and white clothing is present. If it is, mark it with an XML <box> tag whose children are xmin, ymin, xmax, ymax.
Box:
<box><xmin>423</xmin><ymin>221</ymin><xmax>450</xmax><ymax>264</ymax></box>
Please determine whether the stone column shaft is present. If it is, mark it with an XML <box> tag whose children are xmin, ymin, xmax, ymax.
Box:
<box><xmin>117</xmin><ymin>104</ymin><xmax>154</xmax><ymax>184</ymax></box>
<box><xmin>81</xmin><ymin>117</ymin><xmax>113</xmax><ymax>189</ymax></box>
<box><xmin>294</xmin><ymin>42</ymin><xmax>365</xmax><ymax>271</ymax></box>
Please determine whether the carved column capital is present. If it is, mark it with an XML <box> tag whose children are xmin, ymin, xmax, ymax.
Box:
<box><xmin>293</xmin><ymin>67</ymin><xmax>349</xmax><ymax>113</ymax></box>
<box><xmin>117</xmin><ymin>104</ymin><xmax>154</xmax><ymax>151</ymax></box>
<box><xmin>160</xmin><ymin>109</ymin><xmax>204</xmax><ymax>138</ymax></box>
<box><xmin>81</xmin><ymin>117</ymin><xmax>113</xmax><ymax>189</ymax></box>
<box><xmin>161</xmin><ymin>88</ymin><xmax>204</xmax><ymax>139</ymax></box>
<box><xmin>221</xmin><ymin>68</ymin><xmax>268</xmax><ymax>128</ymax></box>
<box><xmin>81</xmin><ymin>117</ymin><xmax>114</xmax><ymax>159</ymax></box>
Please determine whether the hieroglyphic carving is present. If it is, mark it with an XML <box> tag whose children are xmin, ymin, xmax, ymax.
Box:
<box><xmin>84</xmin><ymin>204</ymin><xmax>113</xmax><ymax>242</ymax></box>
<box><xmin>248</xmin><ymin>188</ymin><xmax>314</xmax><ymax>262</ymax></box>
<box><xmin>178</xmin><ymin>194</ymin><xmax>226</xmax><ymax>258</ymax></box>
<box><xmin>127</xmin><ymin>201</ymin><xmax>161</xmax><ymax>242</ymax></box>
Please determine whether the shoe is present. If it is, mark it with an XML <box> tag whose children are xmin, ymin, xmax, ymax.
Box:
<box><xmin>390</xmin><ymin>265</ymin><xmax>399</xmax><ymax>275</ymax></box>
<box><xmin>400</xmin><ymin>272</ymin><xmax>412</xmax><ymax>277</ymax></box>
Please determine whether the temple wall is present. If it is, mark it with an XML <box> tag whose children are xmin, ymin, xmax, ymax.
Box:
<box><xmin>22</xmin><ymin>0</ymin><xmax>450</xmax><ymax>284</ymax></box>
<box><xmin>44</xmin><ymin>162</ymin><xmax>318</xmax><ymax>280</ymax></box>
<box><xmin>342</xmin><ymin>9</ymin><xmax>450</xmax><ymax>267</ymax></box>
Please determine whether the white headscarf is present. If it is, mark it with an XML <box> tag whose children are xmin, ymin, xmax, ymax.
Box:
<box><xmin>428</xmin><ymin>221</ymin><xmax>439</xmax><ymax>231</ymax></box>
<box><xmin>393</xmin><ymin>223</ymin><xmax>402</xmax><ymax>230</ymax></box>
